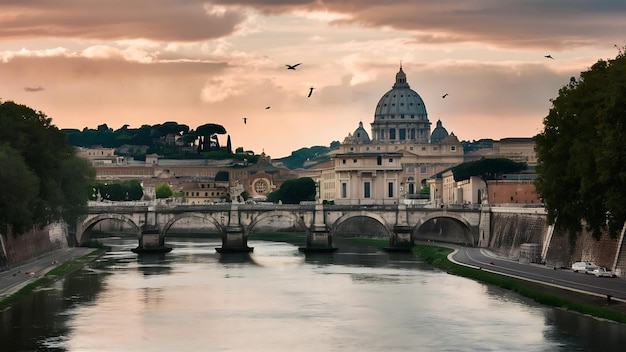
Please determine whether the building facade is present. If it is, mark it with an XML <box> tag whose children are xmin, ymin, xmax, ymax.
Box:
<box><xmin>320</xmin><ymin>66</ymin><xmax>464</xmax><ymax>205</ymax></box>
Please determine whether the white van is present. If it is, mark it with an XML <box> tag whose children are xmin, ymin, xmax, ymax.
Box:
<box><xmin>571</xmin><ymin>261</ymin><xmax>599</xmax><ymax>273</ymax></box>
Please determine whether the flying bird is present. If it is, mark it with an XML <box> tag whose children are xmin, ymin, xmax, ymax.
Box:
<box><xmin>243</xmin><ymin>117</ymin><xmax>247</xmax><ymax>124</ymax></box>
<box><xmin>286</xmin><ymin>63</ymin><xmax>301</xmax><ymax>70</ymax></box>
<box><xmin>442</xmin><ymin>93</ymin><xmax>448</xmax><ymax>98</ymax></box>
<box><xmin>308</xmin><ymin>87</ymin><xmax>315</xmax><ymax>98</ymax></box>
<box><xmin>265</xmin><ymin>106</ymin><xmax>271</xmax><ymax>109</ymax></box>
<box><xmin>545</xmin><ymin>55</ymin><xmax>554</xmax><ymax>59</ymax></box>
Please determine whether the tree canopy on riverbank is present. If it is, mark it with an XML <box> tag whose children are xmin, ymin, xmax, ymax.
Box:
<box><xmin>0</xmin><ymin>101</ymin><xmax>95</xmax><ymax>235</ymax></box>
<box><xmin>535</xmin><ymin>47</ymin><xmax>626</xmax><ymax>241</ymax></box>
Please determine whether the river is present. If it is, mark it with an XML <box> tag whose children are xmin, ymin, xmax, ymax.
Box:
<box><xmin>2</xmin><ymin>236</ymin><xmax>626</xmax><ymax>351</ymax></box>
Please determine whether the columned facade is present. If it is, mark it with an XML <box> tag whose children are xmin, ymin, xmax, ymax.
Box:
<box><xmin>325</xmin><ymin>65</ymin><xmax>463</xmax><ymax>205</ymax></box>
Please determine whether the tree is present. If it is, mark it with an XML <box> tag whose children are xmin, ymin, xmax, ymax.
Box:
<box><xmin>0</xmin><ymin>145</ymin><xmax>40</xmax><ymax>234</ymax></box>
<box><xmin>93</xmin><ymin>180</ymin><xmax>143</xmax><ymax>201</ymax></box>
<box><xmin>195</xmin><ymin>123</ymin><xmax>226</xmax><ymax>153</ymax></box>
<box><xmin>267</xmin><ymin>177</ymin><xmax>316</xmax><ymax>204</ymax></box>
<box><xmin>155</xmin><ymin>183</ymin><xmax>173</xmax><ymax>199</ymax></box>
<box><xmin>0</xmin><ymin>101</ymin><xmax>96</xmax><ymax>233</ymax></box>
<box><xmin>534</xmin><ymin>47</ymin><xmax>626</xmax><ymax>241</ymax></box>
<box><xmin>451</xmin><ymin>158</ymin><xmax>526</xmax><ymax>181</ymax></box>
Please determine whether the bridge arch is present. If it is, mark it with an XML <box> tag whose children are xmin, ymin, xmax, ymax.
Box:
<box><xmin>78</xmin><ymin>213</ymin><xmax>142</xmax><ymax>246</ymax></box>
<box><xmin>245</xmin><ymin>211</ymin><xmax>308</xmax><ymax>237</ymax></box>
<box><xmin>331</xmin><ymin>212</ymin><xmax>393</xmax><ymax>239</ymax></box>
<box><xmin>414</xmin><ymin>213</ymin><xmax>475</xmax><ymax>245</ymax></box>
<box><xmin>160</xmin><ymin>213</ymin><xmax>225</xmax><ymax>239</ymax></box>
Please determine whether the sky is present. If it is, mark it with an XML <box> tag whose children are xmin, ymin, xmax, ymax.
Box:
<box><xmin>1</xmin><ymin>1</ymin><xmax>624</xmax><ymax>159</ymax></box>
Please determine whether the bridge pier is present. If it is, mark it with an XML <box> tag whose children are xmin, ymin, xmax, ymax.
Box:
<box><xmin>384</xmin><ymin>204</ymin><xmax>414</xmax><ymax>252</ymax></box>
<box><xmin>216</xmin><ymin>204</ymin><xmax>253</xmax><ymax>253</ymax></box>
<box><xmin>299</xmin><ymin>204</ymin><xmax>337</xmax><ymax>253</ymax></box>
<box><xmin>384</xmin><ymin>225</ymin><xmax>414</xmax><ymax>252</ymax></box>
<box><xmin>132</xmin><ymin>224</ymin><xmax>172</xmax><ymax>254</ymax></box>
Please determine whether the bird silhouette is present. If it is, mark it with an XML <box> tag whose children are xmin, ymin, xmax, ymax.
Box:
<box><xmin>243</xmin><ymin>117</ymin><xmax>247</xmax><ymax>124</ymax></box>
<box><xmin>308</xmin><ymin>87</ymin><xmax>315</xmax><ymax>97</ymax></box>
<box><xmin>265</xmin><ymin>106</ymin><xmax>271</xmax><ymax>109</ymax></box>
<box><xmin>442</xmin><ymin>93</ymin><xmax>448</xmax><ymax>98</ymax></box>
<box><xmin>286</xmin><ymin>63</ymin><xmax>301</xmax><ymax>70</ymax></box>
<box><xmin>545</xmin><ymin>55</ymin><xmax>554</xmax><ymax>59</ymax></box>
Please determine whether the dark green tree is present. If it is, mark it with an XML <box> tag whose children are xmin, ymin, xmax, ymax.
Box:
<box><xmin>267</xmin><ymin>177</ymin><xmax>316</xmax><ymax>204</ymax></box>
<box><xmin>0</xmin><ymin>145</ymin><xmax>40</xmax><ymax>234</ymax></box>
<box><xmin>215</xmin><ymin>171</ymin><xmax>229</xmax><ymax>182</ymax></box>
<box><xmin>534</xmin><ymin>47</ymin><xmax>626</xmax><ymax>241</ymax></box>
<box><xmin>93</xmin><ymin>180</ymin><xmax>143</xmax><ymax>201</ymax></box>
<box><xmin>196</xmin><ymin>123</ymin><xmax>226</xmax><ymax>153</ymax></box>
<box><xmin>0</xmin><ymin>101</ymin><xmax>96</xmax><ymax>233</ymax></box>
<box><xmin>451</xmin><ymin>158</ymin><xmax>526</xmax><ymax>181</ymax></box>
<box><xmin>155</xmin><ymin>183</ymin><xmax>173</xmax><ymax>199</ymax></box>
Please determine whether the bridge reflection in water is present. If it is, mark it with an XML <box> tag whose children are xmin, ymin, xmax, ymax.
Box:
<box><xmin>77</xmin><ymin>203</ymin><xmax>487</xmax><ymax>253</ymax></box>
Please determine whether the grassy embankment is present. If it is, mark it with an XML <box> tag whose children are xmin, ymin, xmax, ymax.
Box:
<box><xmin>412</xmin><ymin>244</ymin><xmax>626</xmax><ymax>324</ymax></box>
<box><xmin>0</xmin><ymin>247</ymin><xmax>106</xmax><ymax>311</ymax></box>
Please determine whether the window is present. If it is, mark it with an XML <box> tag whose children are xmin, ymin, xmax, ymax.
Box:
<box><xmin>254</xmin><ymin>180</ymin><xmax>268</xmax><ymax>194</ymax></box>
<box><xmin>341</xmin><ymin>182</ymin><xmax>347</xmax><ymax>198</ymax></box>
<box><xmin>380</xmin><ymin>130</ymin><xmax>385</xmax><ymax>140</ymax></box>
<box><xmin>364</xmin><ymin>182</ymin><xmax>371</xmax><ymax>198</ymax></box>
<box><xmin>342</xmin><ymin>159</ymin><xmax>346</xmax><ymax>164</ymax></box>
<box><xmin>399</xmin><ymin>128</ymin><xmax>406</xmax><ymax>140</ymax></box>
<box><xmin>389</xmin><ymin>158</ymin><xmax>393</xmax><ymax>163</ymax></box>
<box><xmin>388</xmin><ymin>182</ymin><xmax>394</xmax><ymax>197</ymax></box>
<box><xmin>389</xmin><ymin>128</ymin><xmax>396</xmax><ymax>140</ymax></box>
<box><xmin>450</xmin><ymin>146</ymin><xmax>457</xmax><ymax>152</ymax></box>
<box><xmin>377</xmin><ymin>155</ymin><xmax>382</xmax><ymax>165</ymax></box>
<box><xmin>420</xmin><ymin>165</ymin><xmax>427</xmax><ymax>174</ymax></box>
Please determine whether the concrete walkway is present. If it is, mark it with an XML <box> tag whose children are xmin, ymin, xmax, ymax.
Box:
<box><xmin>0</xmin><ymin>247</ymin><xmax>96</xmax><ymax>299</ymax></box>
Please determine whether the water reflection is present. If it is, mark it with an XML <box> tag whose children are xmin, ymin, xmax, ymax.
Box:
<box><xmin>218</xmin><ymin>252</ymin><xmax>257</xmax><ymax>265</ymax></box>
<box><xmin>136</xmin><ymin>253</ymin><xmax>172</xmax><ymax>276</ymax></box>
<box><xmin>2</xmin><ymin>237</ymin><xmax>626</xmax><ymax>352</ymax></box>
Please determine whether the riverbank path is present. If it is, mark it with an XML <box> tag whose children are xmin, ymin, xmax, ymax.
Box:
<box><xmin>0</xmin><ymin>247</ymin><xmax>96</xmax><ymax>299</ymax></box>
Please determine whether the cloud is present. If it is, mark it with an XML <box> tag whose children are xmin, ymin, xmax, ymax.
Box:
<box><xmin>211</xmin><ymin>0</ymin><xmax>626</xmax><ymax>50</ymax></box>
<box><xmin>0</xmin><ymin>1</ymin><xmax>246</xmax><ymax>42</ymax></box>
<box><xmin>24</xmin><ymin>86</ymin><xmax>44</xmax><ymax>92</ymax></box>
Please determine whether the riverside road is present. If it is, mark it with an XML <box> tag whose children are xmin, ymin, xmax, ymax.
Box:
<box><xmin>2</xmin><ymin>243</ymin><xmax>626</xmax><ymax>304</ymax></box>
<box><xmin>445</xmin><ymin>243</ymin><xmax>626</xmax><ymax>302</ymax></box>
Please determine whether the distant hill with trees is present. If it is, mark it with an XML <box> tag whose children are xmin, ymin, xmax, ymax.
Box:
<box><xmin>62</xmin><ymin>122</ymin><xmax>257</xmax><ymax>163</ymax></box>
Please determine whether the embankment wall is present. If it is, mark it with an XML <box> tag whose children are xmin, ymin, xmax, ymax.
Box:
<box><xmin>0</xmin><ymin>222</ymin><xmax>70</xmax><ymax>269</ymax></box>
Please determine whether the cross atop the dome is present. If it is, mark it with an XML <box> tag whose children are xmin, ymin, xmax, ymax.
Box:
<box><xmin>394</xmin><ymin>63</ymin><xmax>409</xmax><ymax>88</ymax></box>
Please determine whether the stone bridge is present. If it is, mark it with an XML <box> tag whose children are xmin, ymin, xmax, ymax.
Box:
<box><xmin>76</xmin><ymin>203</ymin><xmax>490</xmax><ymax>253</ymax></box>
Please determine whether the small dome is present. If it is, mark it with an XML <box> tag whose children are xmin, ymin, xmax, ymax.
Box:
<box><xmin>353</xmin><ymin>121</ymin><xmax>370</xmax><ymax>143</ymax></box>
<box><xmin>430</xmin><ymin>120</ymin><xmax>449</xmax><ymax>143</ymax></box>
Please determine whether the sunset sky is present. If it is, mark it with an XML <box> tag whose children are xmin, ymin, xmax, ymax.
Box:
<box><xmin>1</xmin><ymin>1</ymin><xmax>624</xmax><ymax>158</ymax></box>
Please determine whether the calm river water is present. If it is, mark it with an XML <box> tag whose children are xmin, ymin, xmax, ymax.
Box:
<box><xmin>2</xmin><ymin>236</ymin><xmax>626</xmax><ymax>352</ymax></box>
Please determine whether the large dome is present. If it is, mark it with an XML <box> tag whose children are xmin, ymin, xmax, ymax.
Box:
<box><xmin>374</xmin><ymin>67</ymin><xmax>427</xmax><ymax>118</ymax></box>
<box><xmin>370</xmin><ymin>66</ymin><xmax>431</xmax><ymax>144</ymax></box>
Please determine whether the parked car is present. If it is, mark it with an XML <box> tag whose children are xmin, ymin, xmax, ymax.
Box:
<box><xmin>592</xmin><ymin>267</ymin><xmax>616</xmax><ymax>278</ymax></box>
<box><xmin>571</xmin><ymin>262</ymin><xmax>599</xmax><ymax>273</ymax></box>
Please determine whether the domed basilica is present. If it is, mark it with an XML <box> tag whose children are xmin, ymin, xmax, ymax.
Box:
<box><xmin>324</xmin><ymin>65</ymin><xmax>463</xmax><ymax>205</ymax></box>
